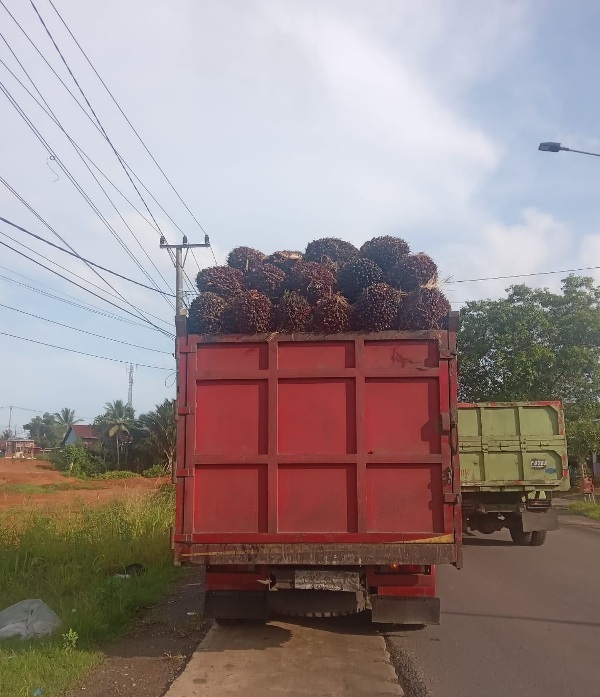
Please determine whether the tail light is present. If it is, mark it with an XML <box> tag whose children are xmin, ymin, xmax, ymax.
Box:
<box><xmin>378</xmin><ymin>564</ymin><xmax>428</xmax><ymax>574</ymax></box>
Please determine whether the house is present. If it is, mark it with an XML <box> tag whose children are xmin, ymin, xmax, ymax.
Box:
<box><xmin>5</xmin><ymin>438</ymin><xmax>37</xmax><ymax>458</ymax></box>
<box><xmin>62</xmin><ymin>425</ymin><xmax>99</xmax><ymax>449</ymax></box>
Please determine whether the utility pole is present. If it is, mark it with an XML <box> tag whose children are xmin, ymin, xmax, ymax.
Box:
<box><xmin>160</xmin><ymin>235</ymin><xmax>211</xmax><ymax>337</ymax></box>
<box><xmin>127</xmin><ymin>363</ymin><xmax>135</xmax><ymax>409</ymax></box>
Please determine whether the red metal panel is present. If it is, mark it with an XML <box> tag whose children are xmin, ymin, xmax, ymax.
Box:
<box><xmin>195</xmin><ymin>380</ymin><xmax>268</xmax><ymax>456</ymax></box>
<box><xmin>366</xmin><ymin>464</ymin><xmax>443</xmax><ymax>532</ymax></box>
<box><xmin>278</xmin><ymin>379</ymin><xmax>356</xmax><ymax>455</ymax></box>
<box><xmin>194</xmin><ymin>465</ymin><xmax>268</xmax><ymax>533</ymax></box>
<box><xmin>176</xmin><ymin>324</ymin><xmax>460</xmax><ymax>565</ymax></box>
<box><xmin>278</xmin><ymin>464</ymin><xmax>358</xmax><ymax>533</ymax></box>
<box><xmin>364</xmin><ymin>378</ymin><xmax>441</xmax><ymax>455</ymax></box>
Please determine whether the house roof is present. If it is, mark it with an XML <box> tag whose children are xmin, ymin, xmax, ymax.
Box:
<box><xmin>69</xmin><ymin>425</ymin><xmax>98</xmax><ymax>440</ymax></box>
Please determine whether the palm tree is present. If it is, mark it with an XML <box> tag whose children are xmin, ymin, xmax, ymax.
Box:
<box><xmin>53</xmin><ymin>408</ymin><xmax>82</xmax><ymax>438</ymax></box>
<box><xmin>137</xmin><ymin>399</ymin><xmax>177</xmax><ymax>474</ymax></box>
<box><xmin>99</xmin><ymin>400</ymin><xmax>135</xmax><ymax>469</ymax></box>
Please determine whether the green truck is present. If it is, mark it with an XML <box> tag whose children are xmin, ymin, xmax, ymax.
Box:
<box><xmin>458</xmin><ymin>401</ymin><xmax>570</xmax><ymax>546</ymax></box>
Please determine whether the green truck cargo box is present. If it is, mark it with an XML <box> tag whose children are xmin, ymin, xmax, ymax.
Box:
<box><xmin>458</xmin><ymin>402</ymin><xmax>570</xmax><ymax>546</ymax></box>
<box><xmin>458</xmin><ymin>401</ymin><xmax>569</xmax><ymax>492</ymax></box>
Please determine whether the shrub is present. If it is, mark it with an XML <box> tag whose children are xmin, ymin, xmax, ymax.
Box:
<box><xmin>141</xmin><ymin>464</ymin><xmax>167</xmax><ymax>478</ymax></box>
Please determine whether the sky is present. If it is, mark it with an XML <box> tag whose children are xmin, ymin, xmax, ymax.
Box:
<box><xmin>2</xmin><ymin>0</ymin><xmax>600</xmax><ymax>431</ymax></box>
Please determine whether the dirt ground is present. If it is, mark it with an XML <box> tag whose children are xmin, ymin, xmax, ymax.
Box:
<box><xmin>69</xmin><ymin>569</ymin><xmax>211</xmax><ymax>697</ymax></box>
<box><xmin>0</xmin><ymin>457</ymin><xmax>165</xmax><ymax>508</ymax></box>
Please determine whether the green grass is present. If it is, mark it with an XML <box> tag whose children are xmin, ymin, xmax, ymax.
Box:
<box><xmin>0</xmin><ymin>489</ymin><xmax>179</xmax><ymax>697</ymax></box>
<box><xmin>0</xmin><ymin>482</ymin><xmax>96</xmax><ymax>495</ymax></box>
<box><xmin>569</xmin><ymin>501</ymin><xmax>600</xmax><ymax>520</ymax></box>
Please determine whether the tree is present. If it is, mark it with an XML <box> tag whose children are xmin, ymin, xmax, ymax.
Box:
<box><xmin>53</xmin><ymin>408</ymin><xmax>82</xmax><ymax>439</ymax></box>
<box><xmin>1</xmin><ymin>428</ymin><xmax>15</xmax><ymax>441</ymax></box>
<box><xmin>137</xmin><ymin>399</ymin><xmax>177</xmax><ymax>474</ymax></box>
<box><xmin>23</xmin><ymin>413</ymin><xmax>62</xmax><ymax>449</ymax></box>
<box><xmin>94</xmin><ymin>400</ymin><xmax>135</xmax><ymax>469</ymax></box>
<box><xmin>459</xmin><ymin>276</ymin><xmax>600</xmax><ymax>406</ymax></box>
<box><xmin>459</xmin><ymin>276</ymin><xmax>600</xmax><ymax>467</ymax></box>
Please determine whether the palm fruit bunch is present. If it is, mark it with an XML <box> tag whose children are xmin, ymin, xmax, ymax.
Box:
<box><xmin>352</xmin><ymin>283</ymin><xmax>402</xmax><ymax>332</ymax></box>
<box><xmin>196</xmin><ymin>266</ymin><xmax>244</xmax><ymax>298</ymax></box>
<box><xmin>222</xmin><ymin>290</ymin><xmax>273</xmax><ymax>333</ymax></box>
<box><xmin>359</xmin><ymin>235</ymin><xmax>410</xmax><ymax>271</ymax></box>
<box><xmin>313</xmin><ymin>293</ymin><xmax>351</xmax><ymax>332</ymax></box>
<box><xmin>337</xmin><ymin>258</ymin><xmax>383</xmax><ymax>302</ymax></box>
<box><xmin>189</xmin><ymin>235</ymin><xmax>449</xmax><ymax>335</ymax></box>
<box><xmin>227</xmin><ymin>246</ymin><xmax>266</xmax><ymax>272</ymax></box>
<box><xmin>245</xmin><ymin>262</ymin><xmax>287</xmax><ymax>299</ymax></box>
<box><xmin>276</xmin><ymin>291</ymin><xmax>313</xmax><ymax>332</ymax></box>
<box><xmin>304</xmin><ymin>237</ymin><xmax>358</xmax><ymax>271</ymax></box>
<box><xmin>386</xmin><ymin>253</ymin><xmax>438</xmax><ymax>292</ymax></box>
<box><xmin>288</xmin><ymin>261</ymin><xmax>336</xmax><ymax>303</ymax></box>
<box><xmin>267</xmin><ymin>250</ymin><xmax>303</xmax><ymax>273</ymax></box>
<box><xmin>398</xmin><ymin>288</ymin><xmax>451</xmax><ymax>330</ymax></box>
<box><xmin>187</xmin><ymin>292</ymin><xmax>226</xmax><ymax>334</ymax></box>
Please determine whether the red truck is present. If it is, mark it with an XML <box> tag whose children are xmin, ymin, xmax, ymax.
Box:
<box><xmin>173</xmin><ymin>313</ymin><xmax>461</xmax><ymax>624</ymax></box>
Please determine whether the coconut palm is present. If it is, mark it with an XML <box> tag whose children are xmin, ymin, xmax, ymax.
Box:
<box><xmin>53</xmin><ymin>408</ymin><xmax>82</xmax><ymax>437</ymax></box>
<box><xmin>97</xmin><ymin>400</ymin><xmax>135</xmax><ymax>469</ymax></box>
<box><xmin>137</xmin><ymin>399</ymin><xmax>176</xmax><ymax>473</ymax></box>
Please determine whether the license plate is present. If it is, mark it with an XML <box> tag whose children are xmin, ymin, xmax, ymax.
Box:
<box><xmin>294</xmin><ymin>570</ymin><xmax>360</xmax><ymax>591</ymax></box>
<box><xmin>531</xmin><ymin>459</ymin><xmax>547</xmax><ymax>469</ymax></box>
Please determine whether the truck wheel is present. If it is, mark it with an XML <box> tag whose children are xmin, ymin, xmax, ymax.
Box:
<box><xmin>529</xmin><ymin>530</ymin><xmax>547</xmax><ymax>546</ymax></box>
<box><xmin>509</xmin><ymin>522</ymin><xmax>532</xmax><ymax>546</ymax></box>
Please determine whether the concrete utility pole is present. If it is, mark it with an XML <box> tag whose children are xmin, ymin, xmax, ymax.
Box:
<box><xmin>160</xmin><ymin>235</ymin><xmax>211</xmax><ymax>337</ymax></box>
<box><xmin>127</xmin><ymin>363</ymin><xmax>135</xmax><ymax>409</ymax></box>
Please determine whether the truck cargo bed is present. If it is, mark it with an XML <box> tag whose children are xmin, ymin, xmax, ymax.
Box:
<box><xmin>174</xmin><ymin>323</ymin><xmax>461</xmax><ymax>567</ymax></box>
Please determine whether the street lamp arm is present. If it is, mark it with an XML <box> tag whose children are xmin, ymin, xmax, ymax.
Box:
<box><xmin>561</xmin><ymin>146</ymin><xmax>600</xmax><ymax>158</ymax></box>
<box><xmin>538</xmin><ymin>141</ymin><xmax>600</xmax><ymax>157</ymax></box>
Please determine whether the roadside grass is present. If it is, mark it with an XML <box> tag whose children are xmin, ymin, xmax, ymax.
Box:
<box><xmin>0</xmin><ymin>489</ymin><xmax>179</xmax><ymax>697</ymax></box>
<box><xmin>0</xmin><ymin>482</ymin><xmax>97</xmax><ymax>495</ymax></box>
<box><xmin>569</xmin><ymin>501</ymin><xmax>600</xmax><ymax>520</ymax></box>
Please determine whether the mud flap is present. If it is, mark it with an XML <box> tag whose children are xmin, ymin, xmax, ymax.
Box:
<box><xmin>371</xmin><ymin>596</ymin><xmax>440</xmax><ymax>625</ymax></box>
<box><xmin>204</xmin><ymin>591</ymin><xmax>269</xmax><ymax>620</ymax></box>
<box><xmin>521</xmin><ymin>508</ymin><xmax>559</xmax><ymax>533</ymax></box>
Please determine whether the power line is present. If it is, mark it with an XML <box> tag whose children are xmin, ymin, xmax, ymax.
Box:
<box><xmin>0</xmin><ymin>73</ymin><xmax>176</xmax><ymax>305</ymax></box>
<box><xmin>0</xmin><ymin>302</ymin><xmax>172</xmax><ymax>354</ymax></box>
<box><xmin>0</xmin><ymin>237</ymin><xmax>174</xmax><ymax>337</ymax></box>
<box><xmin>0</xmin><ymin>330</ymin><xmax>172</xmax><ymax>370</ymax></box>
<box><xmin>46</xmin><ymin>0</ymin><xmax>217</xmax><ymax>270</ymax></box>
<box><xmin>0</xmin><ymin>225</ymin><xmax>174</xmax><ymax>329</ymax></box>
<box><xmin>0</xmin><ymin>268</ymin><xmax>161</xmax><ymax>329</ymax></box>
<box><xmin>28</xmin><ymin>0</ymin><xmax>186</xmax><ymax>284</ymax></box>
<box><xmin>0</xmin><ymin>6</ymin><xmax>200</xmax><ymax>291</ymax></box>
<box><xmin>0</xmin><ymin>81</ymin><xmax>179</xmax><ymax>324</ymax></box>
<box><xmin>0</xmin><ymin>214</ymin><xmax>176</xmax><ymax>296</ymax></box>
<box><xmin>448</xmin><ymin>265</ymin><xmax>600</xmax><ymax>284</ymax></box>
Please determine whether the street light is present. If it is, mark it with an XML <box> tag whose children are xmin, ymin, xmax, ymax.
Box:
<box><xmin>538</xmin><ymin>141</ymin><xmax>600</xmax><ymax>158</ymax></box>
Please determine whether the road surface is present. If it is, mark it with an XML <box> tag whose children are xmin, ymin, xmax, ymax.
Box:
<box><xmin>385</xmin><ymin>512</ymin><xmax>600</xmax><ymax>697</ymax></box>
<box><xmin>166</xmin><ymin>512</ymin><xmax>599</xmax><ymax>696</ymax></box>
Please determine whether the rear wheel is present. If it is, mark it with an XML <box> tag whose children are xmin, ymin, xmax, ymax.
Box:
<box><xmin>529</xmin><ymin>530</ymin><xmax>547</xmax><ymax>546</ymax></box>
<box><xmin>509</xmin><ymin>520</ymin><xmax>532</xmax><ymax>546</ymax></box>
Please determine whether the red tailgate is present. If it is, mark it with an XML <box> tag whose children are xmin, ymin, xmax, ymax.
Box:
<box><xmin>174</xmin><ymin>318</ymin><xmax>460</xmax><ymax>567</ymax></box>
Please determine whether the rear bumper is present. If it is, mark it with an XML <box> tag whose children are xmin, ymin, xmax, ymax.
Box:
<box><xmin>175</xmin><ymin>542</ymin><xmax>458</xmax><ymax>566</ymax></box>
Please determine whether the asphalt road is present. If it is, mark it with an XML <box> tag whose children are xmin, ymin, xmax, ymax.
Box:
<box><xmin>385</xmin><ymin>513</ymin><xmax>600</xmax><ymax>697</ymax></box>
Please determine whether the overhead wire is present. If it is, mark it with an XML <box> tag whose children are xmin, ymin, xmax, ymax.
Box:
<box><xmin>0</xmin><ymin>237</ymin><xmax>174</xmax><ymax>337</ymax></box>
<box><xmin>0</xmin><ymin>81</ymin><xmax>178</xmax><ymax>326</ymax></box>
<box><xmin>0</xmin><ymin>64</ymin><xmax>176</xmax><ymax>306</ymax></box>
<box><xmin>45</xmin><ymin>0</ymin><xmax>218</xmax><ymax>270</ymax></box>
<box><xmin>0</xmin><ymin>213</ymin><xmax>175</xmax><ymax>296</ymax></box>
<box><xmin>0</xmin><ymin>227</ymin><xmax>173</xmax><ymax>328</ymax></box>
<box><xmin>0</xmin><ymin>302</ymin><xmax>172</xmax><ymax>354</ymax></box>
<box><xmin>0</xmin><ymin>268</ymin><xmax>161</xmax><ymax>329</ymax></box>
<box><xmin>28</xmin><ymin>0</ymin><xmax>198</xmax><ymax>295</ymax></box>
<box><xmin>0</xmin><ymin>3</ymin><xmax>205</xmax><ymax>291</ymax></box>
<box><xmin>447</xmin><ymin>265</ymin><xmax>600</xmax><ymax>284</ymax></box>
<box><xmin>0</xmin><ymin>330</ymin><xmax>172</xmax><ymax>370</ymax></box>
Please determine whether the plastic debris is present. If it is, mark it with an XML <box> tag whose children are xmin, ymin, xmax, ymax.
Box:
<box><xmin>0</xmin><ymin>599</ymin><xmax>60</xmax><ymax>640</ymax></box>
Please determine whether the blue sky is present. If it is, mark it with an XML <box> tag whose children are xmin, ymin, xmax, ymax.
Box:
<box><xmin>1</xmin><ymin>0</ymin><xmax>600</xmax><ymax>428</ymax></box>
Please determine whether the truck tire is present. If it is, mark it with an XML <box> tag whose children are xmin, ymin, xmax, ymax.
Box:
<box><xmin>509</xmin><ymin>521</ymin><xmax>532</xmax><ymax>546</ymax></box>
<box><xmin>529</xmin><ymin>530</ymin><xmax>547</xmax><ymax>546</ymax></box>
